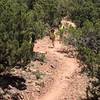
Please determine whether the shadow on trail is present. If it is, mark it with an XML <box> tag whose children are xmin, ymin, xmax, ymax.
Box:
<box><xmin>0</xmin><ymin>73</ymin><xmax>27</xmax><ymax>90</ymax></box>
<box><xmin>0</xmin><ymin>73</ymin><xmax>27</xmax><ymax>99</ymax></box>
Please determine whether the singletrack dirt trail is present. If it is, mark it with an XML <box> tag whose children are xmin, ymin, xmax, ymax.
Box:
<box><xmin>34</xmin><ymin>36</ymin><xmax>88</xmax><ymax>100</ymax></box>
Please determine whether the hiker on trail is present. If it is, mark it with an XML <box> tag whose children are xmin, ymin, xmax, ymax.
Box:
<box><xmin>49</xmin><ymin>28</ymin><xmax>56</xmax><ymax>47</ymax></box>
<box><xmin>58</xmin><ymin>18</ymin><xmax>76</xmax><ymax>44</ymax></box>
<box><xmin>59</xmin><ymin>23</ymin><xmax>66</xmax><ymax>44</ymax></box>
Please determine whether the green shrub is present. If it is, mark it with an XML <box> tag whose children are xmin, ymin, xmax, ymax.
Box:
<box><xmin>33</xmin><ymin>70</ymin><xmax>45</xmax><ymax>80</ymax></box>
<box><xmin>66</xmin><ymin>0</ymin><xmax>100</xmax><ymax>99</ymax></box>
<box><xmin>0</xmin><ymin>0</ymin><xmax>34</xmax><ymax>70</ymax></box>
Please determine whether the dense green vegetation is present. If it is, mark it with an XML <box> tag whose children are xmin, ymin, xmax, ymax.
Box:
<box><xmin>67</xmin><ymin>0</ymin><xmax>100</xmax><ymax>99</ymax></box>
<box><xmin>0</xmin><ymin>0</ymin><xmax>67</xmax><ymax>71</ymax></box>
<box><xmin>0</xmin><ymin>0</ymin><xmax>100</xmax><ymax>99</ymax></box>
<box><xmin>0</xmin><ymin>0</ymin><xmax>33</xmax><ymax>70</ymax></box>
<box><xmin>67</xmin><ymin>0</ymin><xmax>100</xmax><ymax>68</ymax></box>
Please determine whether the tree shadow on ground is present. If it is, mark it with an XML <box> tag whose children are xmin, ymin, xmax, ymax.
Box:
<box><xmin>0</xmin><ymin>73</ymin><xmax>27</xmax><ymax>90</ymax></box>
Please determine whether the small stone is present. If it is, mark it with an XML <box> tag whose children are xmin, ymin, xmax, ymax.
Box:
<box><xmin>0</xmin><ymin>88</ymin><xmax>4</xmax><ymax>94</ymax></box>
<box><xmin>27</xmin><ymin>80</ymin><xmax>33</xmax><ymax>83</ymax></box>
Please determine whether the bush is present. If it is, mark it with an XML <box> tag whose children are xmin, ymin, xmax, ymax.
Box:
<box><xmin>0</xmin><ymin>0</ymin><xmax>70</xmax><ymax>71</ymax></box>
<box><xmin>0</xmin><ymin>0</ymin><xmax>34</xmax><ymax>70</ymax></box>
<box><xmin>66</xmin><ymin>0</ymin><xmax>100</xmax><ymax>99</ymax></box>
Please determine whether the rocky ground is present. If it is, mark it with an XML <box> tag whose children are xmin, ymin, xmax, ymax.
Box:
<box><xmin>0</xmin><ymin>36</ymin><xmax>89</xmax><ymax>100</ymax></box>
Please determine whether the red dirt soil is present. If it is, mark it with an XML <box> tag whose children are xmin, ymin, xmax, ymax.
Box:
<box><xmin>33</xmin><ymin>36</ymin><xmax>88</xmax><ymax>100</ymax></box>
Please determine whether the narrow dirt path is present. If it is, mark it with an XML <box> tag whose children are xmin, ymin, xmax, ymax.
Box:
<box><xmin>34</xmin><ymin>36</ymin><xmax>88</xmax><ymax>100</ymax></box>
